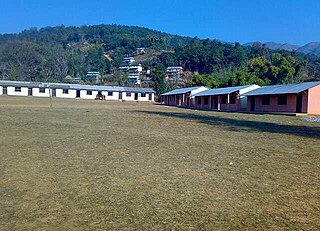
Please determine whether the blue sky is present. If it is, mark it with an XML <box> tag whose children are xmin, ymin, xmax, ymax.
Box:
<box><xmin>0</xmin><ymin>0</ymin><xmax>319</xmax><ymax>45</ymax></box>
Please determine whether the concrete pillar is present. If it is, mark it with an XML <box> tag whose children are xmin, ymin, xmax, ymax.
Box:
<box><xmin>227</xmin><ymin>94</ymin><xmax>230</xmax><ymax>111</ymax></box>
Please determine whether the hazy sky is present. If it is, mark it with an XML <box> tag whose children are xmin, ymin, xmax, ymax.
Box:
<box><xmin>0</xmin><ymin>0</ymin><xmax>319</xmax><ymax>45</ymax></box>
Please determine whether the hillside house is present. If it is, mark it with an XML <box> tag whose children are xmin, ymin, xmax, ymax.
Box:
<box><xmin>119</xmin><ymin>61</ymin><xmax>143</xmax><ymax>85</ymax></box>
<box><xmin>86</xmin><ymin>72</ymin><xmax>101</xmax><ymax>84</ymax></box>
<box><xmin>166</xmin><ymin>66</ymin><xmax>183</xmax><ymax>82</ymax></box>
<box><xmin>136</xmin><ymin>48</ymin><xmax>146</xmax><ymax>55</ymax></box>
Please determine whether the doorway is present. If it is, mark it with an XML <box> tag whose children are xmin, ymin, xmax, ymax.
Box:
<box><xmin>134</xmin><ymin>93</ymin><xmax>138</xmax><ymax>100</ymax></box>
<box><xmin>250</xmin><ymin>96</ymin><xmax>256</xmax><ymax>111</ymax></box>
<box><xmin>296</xmin><ymin>94</ymin><xmax>303</xmax><ymax>113</ymax></box>
<box><xmin>211</xmin><ymin>96</ymin><xmax>218</xmax><ymax>110</ymax></box>
<box><xmin>28</xmin><ymin>88</ymin><xmax>33</xmax><ymax>96</ymax></box>
<box><xmin>3</xmin><ymin>86</ymin><xmax>7</xmax><ymax>95</ymax></box>
<box><xmin>76</xmin><ymin>90</ymin><xmax>81</xmax><ymax>98</ymax></box>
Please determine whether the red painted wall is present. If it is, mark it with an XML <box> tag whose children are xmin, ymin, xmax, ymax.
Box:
<box><xmin>247</xmin><ymin>93</ymin><xmax>309</xmax><ymax>113</ymax></box>
<box><xmin>163</xmin><ymin>93</ymin><xmax>192</xmax><ymax>107</ymax></box>
<box><xmin>308</xmin><ymin>85</ymin><xmax>320</xmax><ymax>115</ymax></box>
<box><xmin>194</xmin><ymin>93</ymin><xmax>240</xmax><ymax>111</ymax></box>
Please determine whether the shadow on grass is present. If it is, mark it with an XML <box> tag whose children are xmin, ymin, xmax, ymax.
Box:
<box><xmin>137</xmin><ymin>110</ymin><xmax>320</xmax><ymax>139</ymax></box>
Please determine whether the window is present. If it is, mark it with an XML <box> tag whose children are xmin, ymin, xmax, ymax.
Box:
<box><xmin>221</xmin><ymin>96</ymin><xmax>227</xmax><ymax>104</ymax></box>
<box><xmin>229</xmin><ymin>96</ymin><xmax>236</xmax><ymax>104</ymax></box>
<box><xmin>62</xmin><ymin>89</ymin><xmax>69</xmax><ymax>94</ymax></box>
<box><xmin>262</xmin><ymin>96</ymin><xmax>270</xmax><ymax>105</ymax></box>
<box><xmin>15</xmin><ymin>87</ymin><xmax>21</xmax><ymax>92</ymax></box>
<box><xmin>39</xmin><ymin>88</ymin><xmax>45</xmax><ymax>93</ymax></box>
<box><xmin>278</xmin><ymin>95</ymin><xmax>287</xmax><ymax>105</ymax></box>
<box><xmin>126</xmin><ymin>92</ymin><xmax>131</xmax><ymax>97</ymax></box>
<box><xmin>141</xmin><ymin>93</ymin><xmax>146</xmax><ymax>97</ymax></box>
<box><xmin>86</xmin><ymin>91</ymin><xmax>92</xmax><ymax>95</ymax></box>
<box><xmin>203</xmin><ymin>97</ymin><xmax>209</xmax><ymax>105</ymax></box>
<box><xmin>108</xmin><ymin>92</ymin><xmax>113</xmax><ymax>96</ymax></box>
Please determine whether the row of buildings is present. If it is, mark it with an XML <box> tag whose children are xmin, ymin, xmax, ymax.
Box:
<box><xmin>161</xmin><ymin>81</ymin><xmax>320</xmax><ymax>115</ymax></box>
<box><xmin>0</xmin><ymin>81</ymin><xmax>155</xmax><ymax>102</ymax></box>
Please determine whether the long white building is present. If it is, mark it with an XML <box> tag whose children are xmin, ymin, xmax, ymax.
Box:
<box><xmin>0</xmin><ymin>81</ymin><xmax>155</xmax><ymax>102</ymax></box>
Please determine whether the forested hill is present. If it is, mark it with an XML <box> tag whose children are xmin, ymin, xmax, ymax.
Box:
<box><xmin>0</xmin><ymin>24</ymin><xmax>191</xmax><ymax>50</ymax></box>
<box><xmin>0</xmin><ymin>24</ymin><xmax>320</xmax><ymax>89</ymax></box>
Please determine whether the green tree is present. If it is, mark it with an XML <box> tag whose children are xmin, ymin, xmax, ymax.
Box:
<box><xmin>150</xmin><ymin>64</ymin><xmax>166</xmax><ymax>100</ymax></box>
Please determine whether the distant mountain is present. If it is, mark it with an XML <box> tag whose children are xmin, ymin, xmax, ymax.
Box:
<box><xmin>265</xmin><ymin>42</ymin><xmax>300</xmax><ymax>51</ymax></box>
<box><xmin>297</xmin><ymin>42</ymin><xmax>320</xmax><ymax>56</ymax></box>
<box><xmin>244</xmin><ymin>41</ymin><xmax>320</xmax><ymax>56</ymax></box>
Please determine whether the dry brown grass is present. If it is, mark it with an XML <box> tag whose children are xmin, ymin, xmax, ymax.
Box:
<box><xmin>0</xmin><ymin>96</ymin><xmax>320</xmax><ymax>230</ymax></box>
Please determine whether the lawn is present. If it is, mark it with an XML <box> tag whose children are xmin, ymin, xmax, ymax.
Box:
<box><xmin>0</xmin><ymin>96</ymin><xmax>320</xmax><ymax>230</ymax></box>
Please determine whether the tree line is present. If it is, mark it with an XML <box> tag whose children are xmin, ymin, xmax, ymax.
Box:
<box><xmin>0</xmin><ymin>25</ymin><xmax>319</xmax><ymax>99</ymax></box>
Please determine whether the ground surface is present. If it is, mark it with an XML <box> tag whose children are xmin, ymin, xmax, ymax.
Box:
<box><xmin>0</xmin><ymin>96</ymin><xmax>320</xmax><ymax>231</ymax></box>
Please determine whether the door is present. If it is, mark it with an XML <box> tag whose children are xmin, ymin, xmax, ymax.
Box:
<box><xmin>250</xmin><ymin>96</ymin><xmax>256</xmax><ymax>111</ymax></box>
<box><xmin>76</xmin><ymin>90</ymin><xmax>81</xmax><ymax>98</ymax></box>
<box><xmin>3</xmin><ymin>87</ymin><xmax>7</xmax><ymax>95</ymax></box>
<box><xmin>119</xmin><ymin>92</ymin><xmax>122</xmax><ymax>100</ymax></box>
<box><xmin>51</xmin><ymin>89</ymin><xmax>56</xmax><ymax>97</ymax></box>
<box><xmin>28</xmin><ymin>88</ymin><xmax>33</xmax><ymax>96</ymax></box>
<box><xmin>296</xmin><ymin>94</ymin><xmax>303</xmax><ymax>113</ymax></box>
<box><xmin>134</xmin><ymin>93</ymin><xmax>138</xmax><ymax>100</ymax></box>
<box><xmin>213</xmin><ymin>96</ymin><xmax>218</xmax><ymax>109</ymax></box>
<box><xmin>186</xmin><ymin>95</ymin><xmax>190</xmax><ymax>106</ymax></box>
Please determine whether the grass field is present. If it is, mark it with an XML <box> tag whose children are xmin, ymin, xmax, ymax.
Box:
<box><xmin>0</xmin><ymin>96</ymin><xmax>320</xmax><ymax>230</ymax></box>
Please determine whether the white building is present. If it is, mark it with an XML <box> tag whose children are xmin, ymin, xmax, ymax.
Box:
<box><xmin>7</xmin><ymin>86</ymin><xmax>29</xmax><ymax>96</ymax></box>
<box><xmin>166</xmin><ymin>66</ymin><xmax>183</xmax><ymax>82</ymax></box>
<box><xmin>136</xmin><ymin>48</ymin><xmax>146</xmax><ymax>55</ymax></box>
<box><xmin>123</xmin><ymin>57</ymin><xmax>135</xmax><ymax>65</ymax></box>
<box><xmin>0</xmin><ymin>80</ymin><xmax>155</xmax><ymax>102</ymax></box>
<box><xmin>119</xmin><ymin>64</ymin><xmax>143</xmax><ymax>73</ymax></box>
<box><xmin>55</xmin><ymin>89</ymin><xmax>77</xmax><ymax>99</ymax></box>
<box><xmin>119</xmin><ymin>60</ymin><xmax>143</xmax><ymax>85</ymax></box>
<box><xmin>128</xmin><ymin>73</ymin><xmax>141</xmax><ymax>85</ymax></box>
<box><xmin>166</xmin><ymin>66</ymin><xmax>183</xmax><ymax>74</ymax></box>
<box><xmin>32</xmin><ymin>87</ymin><xmax>51</xmax><ymax>97</ymax></box>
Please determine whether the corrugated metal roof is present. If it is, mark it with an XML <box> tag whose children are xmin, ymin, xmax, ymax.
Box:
<box><xmin>161</xmin><ymin>86</ymin><xmax>205</xmax><ymax>96</ymax></box>
<box><xmin>243</xmin><ymin>82</ymin><xmax>320</xmax><ymax>96</ymax></box>
<box><xmin>0</xmin><ymin>80</ymin><xmax>40</xmax><ymax>88</ymax></box>
<box><xmin>0</xmin><ymin>80</ymin><xmax>155</xmax><ymax>93</ymax></box>
<box><xmin>194</xmin><ymin>85</ymin><xmax>255</xmax><ymax>97</ymax></box>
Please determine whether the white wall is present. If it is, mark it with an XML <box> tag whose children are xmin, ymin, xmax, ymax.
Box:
<box><xmin>121</xmin><ymin>92</ymin><xmax>155</xmax><ymax>101</ymax></box>
<box><xmin>80</xmin><ymin>90</ymin><xmax>98</xmax><ymax>99</ymax></box>
<box><xmin>0</xmin><ymin>86</ymin><xmax>2</xmax><ymax>95</ymax></box>
<box><xmin>56</xmin><ymin>89</ymin><xmax>77</xmax><ymax>98</ymax></box>
<box><xmin>239</xmin><ymin>85</ymin><xmax>260</xmax><ymax>95</ymax></box>
<box><xmin>7</xmin><ymin>86</ymin><xmax>29</xmax><ymax>96</ymax></box>
<box><xmin>122</xmin><ymin>92</ymin><xmax>135</xmax><ymax>101</ymax></box>
<box><xmin>239</xmin><ymin>85</ymin><xmax>261</xmax><ymax>109</ymax></box>
<box><xmin>190</xmin><ymin>87</ymin><xmax>208</xmax><ymax>98</ymax></box>
<box><xmin>137</xmin><ymin>93</ymin><xmax>154</xmax><ymax>102</ymax></box>
<box><xmin>190</xmin><ymin>87</ymin><xmax>208</xmax><ymax>104</ymax></box>
<box><xmin>102</xmin><ymin>91</ymin><xmax>120</xmax><ymax>100</ymax></box>
<box><xmin>32</xmin><ymin>88</ymin><xmax>50</xmax><ymax>97</ymax></box>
